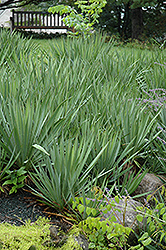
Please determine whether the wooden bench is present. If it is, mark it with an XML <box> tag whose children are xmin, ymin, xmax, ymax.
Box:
<box><xmin>10</xmin><ymin>10</ymin><xmax>68</xmax><ymax>32</ymax></box>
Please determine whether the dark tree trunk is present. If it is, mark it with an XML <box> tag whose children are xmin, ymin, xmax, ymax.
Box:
<box><xmin>117</xmin><ymin>6</ymin><xmax>121</xmax><ymax>35</ymax></box>
<box><xmin>131</xmin><ymin>7</ymin><xmax>143</xmax><ymax>39</ymax></box>
<box><xmin>122</xmin><ymin>2</ymin><xmax>130</xmax><ymax>38</ymax></box>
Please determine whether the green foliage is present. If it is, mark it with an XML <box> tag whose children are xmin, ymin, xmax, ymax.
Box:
<box><xmin>74</xmin><ymin>196</ymin><xmax>133</xmax><ymax>249</ymax></box>
<box><xmin>48</xmin><ymin>0</ymin><xmax>107</xmax><ymax>38</ymax></box>
<box><xmin>0</xmin><ymin>26</ymin><xmax>166</xmax><ymax>250</ymax></box>
<box><xmin>72</xmin><ymin>187</ymin><xmax>166</xmax><ymax>249</ymax></box>
<box><xmin>0</xmin><ymin>28</ymin><xmax>166</xmax><ymax>193</ymax></box>
<box><xmin>132</xmin><ymin>197</ymin><xmax>166</xmax><ymax>249</ymax></box>
<box><xmin>57</xmin><ymin>235</ymin><xmax>82</xmax><ymax>250</ymax></box>
<box><xmin>0</xmin><ymin>97</ymin><xmax>66</xmax><ymax>170</ymax></box>
<box><xmin>118</xmin><ymin>167</ymin><xmax>148</xmax><ymax>196</ymax></box>
<box><xmin>29</xmin><ymin>135</ymin><xmax>108</xmax><ymax>209</ymax></box>
<box><xmin>97</xmin><ymin>0</ymin><xmax>166</xmax><ymax>40</ymax></box>
<box><xmin>2</xmin><ymin>166</ymin><xmax>27</xmax><ymax>194</ymax></box>
<box><xmin>55</xmin><ymin>226</ymin><xmax>84</xmax><ymax>250</ymax></box>
<box><xmin>0</xmin><ymin>217</ymin><xmax>54</xmax><ymax>250</ymax></box>
<box><xmin>0</xmin><ymin>147</ymin><xmax>19</xmax><ymax>193</ymax></box>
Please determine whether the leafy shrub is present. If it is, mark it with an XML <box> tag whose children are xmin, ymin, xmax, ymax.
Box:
<box><xmin>134</xmin><ymin>192</ymin><xmax>166</xmax><ymax>249</ymax></box>
<box><xmin>2</xmin><ymin>166</ymin><xmax>27</xmax><ymax>194</ymax></box>
<box><xmin>73</xmin><ymin>194</ymin><xmax>133</xmax><ymax>249</ymax></box>
<box><xmin>72</xmin><ymin>187</ymin><xmax>166</xmax><ymax>249</ymax></box>
<box><xmin>48</xmin><ymin>0</ymin><xmax>107</xmax><ymax>38</ymax></box>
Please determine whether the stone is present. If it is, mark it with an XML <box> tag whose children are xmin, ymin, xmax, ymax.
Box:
<box><xmin>101</xmin><ymin>197</ymin><xmax>144</xmax><ymax>232</ymax></box>
<box><xmin>49</xmin><ymin>225</ymin><xmax>90</xmax><ymax>249</ymax></box>
<box><xmin>49</xmin><ymin>225</ymin><xmax>67</xmax><ymax>246</ymax></box>
<box><xmin>74</xmin><ymin>234</ymin><xmax>89</xmax><ymax>250</ymax></box>
<box><xmin>133</xmin><ymin>173</ymin><xmax>166</xmax><ymax>206</ymax></box>
<box><xmin>100</xmin><ymin>196</ymin><xmax>145</xmax><ymax>244</ymax></box>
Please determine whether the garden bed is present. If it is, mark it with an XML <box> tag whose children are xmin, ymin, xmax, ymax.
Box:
<box><xmin>0</xmin><ymin>188</ymin><xmax>72</xmax><ymax>230</ymax></box>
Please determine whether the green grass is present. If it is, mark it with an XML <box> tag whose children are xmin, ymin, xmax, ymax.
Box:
<box><xmin>32</xmin><ymin>38</ymin><xmax>63</xmax><ymax>53</ymax></box>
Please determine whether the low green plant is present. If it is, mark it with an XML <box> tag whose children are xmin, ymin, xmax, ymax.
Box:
<box><xmin>0</xmin><ymin>147</ymin><xmax>19</xmax><ymax>193</ymax></box>
<box><xmin>73</xmin><ymin>195</ymin><xmax>133</xmax><ymax>250</ymax></box>
<box><xmin>72</xmin><ymin>186</ymin><xmax>166</xmax><ymax>249</ymax></box>
<box><xmin>78</xmin><ymin>217</ymin><xmax>131</xmax><ymax>250</ymax></box>
<box><xmin>133</xmin><ymin>195</ymin><xmax>166</xmax><ymax>250</ymax></box>
<box><xmin>0</xmin><ymin>217</ymin><xmax>53</xmax><ymax>250</ymax></box>
<box><xmin>2</xmin><ymin>166</ymin><xmax>27</xmax><ymax>194</ymax></box>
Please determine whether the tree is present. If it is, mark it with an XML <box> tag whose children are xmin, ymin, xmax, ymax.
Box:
<box><xmin>98</xmin><ymin>0</ymin><xmax>166</xmax><ymax>40</ymax></box>
<box><xmin>0</xmin><ymin>0</ymin><xmax>55</xmax><ymax>10</ymax></box>
<box><xmin>48</xmin><ymin>0</ymin><xmax>107</xmax><ymax>38</ymax></box>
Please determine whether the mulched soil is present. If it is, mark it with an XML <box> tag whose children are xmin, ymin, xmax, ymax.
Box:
<box><xmin>0</xmin><ymin>187</ymin><xmax>72</xmax><ymax>232</ymax></box>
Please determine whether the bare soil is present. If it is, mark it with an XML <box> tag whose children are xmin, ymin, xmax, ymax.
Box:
<box><xmin>0</xmin><ymin>188</ymin><xmax>71</xmax><ymax>232</ymax></box>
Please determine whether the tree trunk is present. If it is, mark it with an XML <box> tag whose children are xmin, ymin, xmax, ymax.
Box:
<box><xmin>131</xmin><ymin>7</ymin><xmax>143</xmax><ymax>39</ymax></box>
<box><xmin>117</xmin><ymin>6</ymin><xmax>121</xmax><ymax>35</ymax></box>
<box><xmin>122</xmin><ymin>2</ymin><xmax>130</xmax><ymax>39</ymax></box>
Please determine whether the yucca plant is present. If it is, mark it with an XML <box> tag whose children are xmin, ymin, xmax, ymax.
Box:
<box><xmin>29</xmin><ymin>134</ymin><xmax>108</xmax><ymax>210</ymax></box>
<box><xmin>87</xmin><ymin>129</ymin><xmax>119</xmax><ymax>172</ymax></box>
<box><xmin>0</xmin><ymin>29</ymin><xmax>38</xmax><ymax>69</ymax></box>
<box><xmin>119</xmin><ymin>100</ymin><xmax>160</xmax><ymax>160</ymax></box>
<box><xmin>138</xmin><ymin>88</ymin><xmax>166</xmax><ymax>174</ymax></box>
<box><xmin>0</xmin><ymin>95</ymin><xmax>66</xmax><ymax>170</ymax></box>
<box><xmin>47</xmin><ymin>32</ymin><xmax>112</xmax><ymax>63</ymax></box>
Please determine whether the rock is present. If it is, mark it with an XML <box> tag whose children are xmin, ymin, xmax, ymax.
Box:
<box><xmin>101</xmin><ymin>197</ymin><xmax>144</xmax><ymax>232</ymax></box>
<box><xmin>49</xmin><ymin>225</ymin><xmax>67</xmax><ymax>246</ymax></box>
<box><xmin>74</xmin><ymin>234</ymin><xmax>89</xmax><ymax>250</ymax></box>
<box><xmin>134</xmin><ymin>173</ymin><xmax>166</xmax><ymax>206</ymax></box>
<box><xmin>101</xmin><ymin>196</ymin><xmax>145</xmax><ymax>244</ymax></box>
<box><xmin>49</xmin><ymin>225</ymin><xmax>89</xmax><ymax>249</ymax></box>
<box><xmin>49</xmin><ymin>225</ymin><xmax>59</xmax><ymax>241</ymax></box>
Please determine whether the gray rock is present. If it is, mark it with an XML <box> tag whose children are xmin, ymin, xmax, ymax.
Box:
<box><xmin>74</xmin><ymin>234</ymin><xmax>89</xmax><ymax>250</ymax></box>
<box><xmin>134</xmin><ymin>173</ymin><xmax>166</xmax><ymax>205</ymax></box>
<box><xmin>49</xmin><ymin>226</ymin><xmax>89</xmax><ymax>249</ymax></box>
<box><xmin>100</xmin><ymin>196</ymin><xmax>146</xmax><ymax>244</ymax></box>
<box><xmin>101</xmin><ymin>197</ymin><xmax>144</xmax><ymax>233</ymax></box>
<box><xmin>49</xmin><ymin>225</ymin><xmax>67</xmax><ymax>246</ymax></box>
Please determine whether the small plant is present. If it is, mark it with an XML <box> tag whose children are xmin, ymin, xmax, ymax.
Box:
<box><xmin>72</xmin><ymin>186</ymin><xmax>166</xmax><ymax>249</ymax></box>
<box><xmin>2</xmin><ymin>166</ymin><xmax>27</xmax><ymax>194</ymax></box>
<box><xmin>133</xmin><ymin>194</ymin><xmax>166</xmax><ymax>250</ymax></box>
<box><xmin>73</xmin><ymin>193</ymin><xmax>133</xmax><ymax>249</ymax></box>
<box><xmin>29</xmin><ymin>135</ymin><xmax>108</xmax><ymax>210</ymax></box>
<box><xmin>0</xmin><ymin>148</ymin><xmax>19</xmax><ymax>193</ymax></box>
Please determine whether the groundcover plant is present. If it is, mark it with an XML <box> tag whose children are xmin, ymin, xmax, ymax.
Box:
<box><xmin>0</xmin><ymin>29</ymin><xmax>165</xmax><ymax>249</ymax></box>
